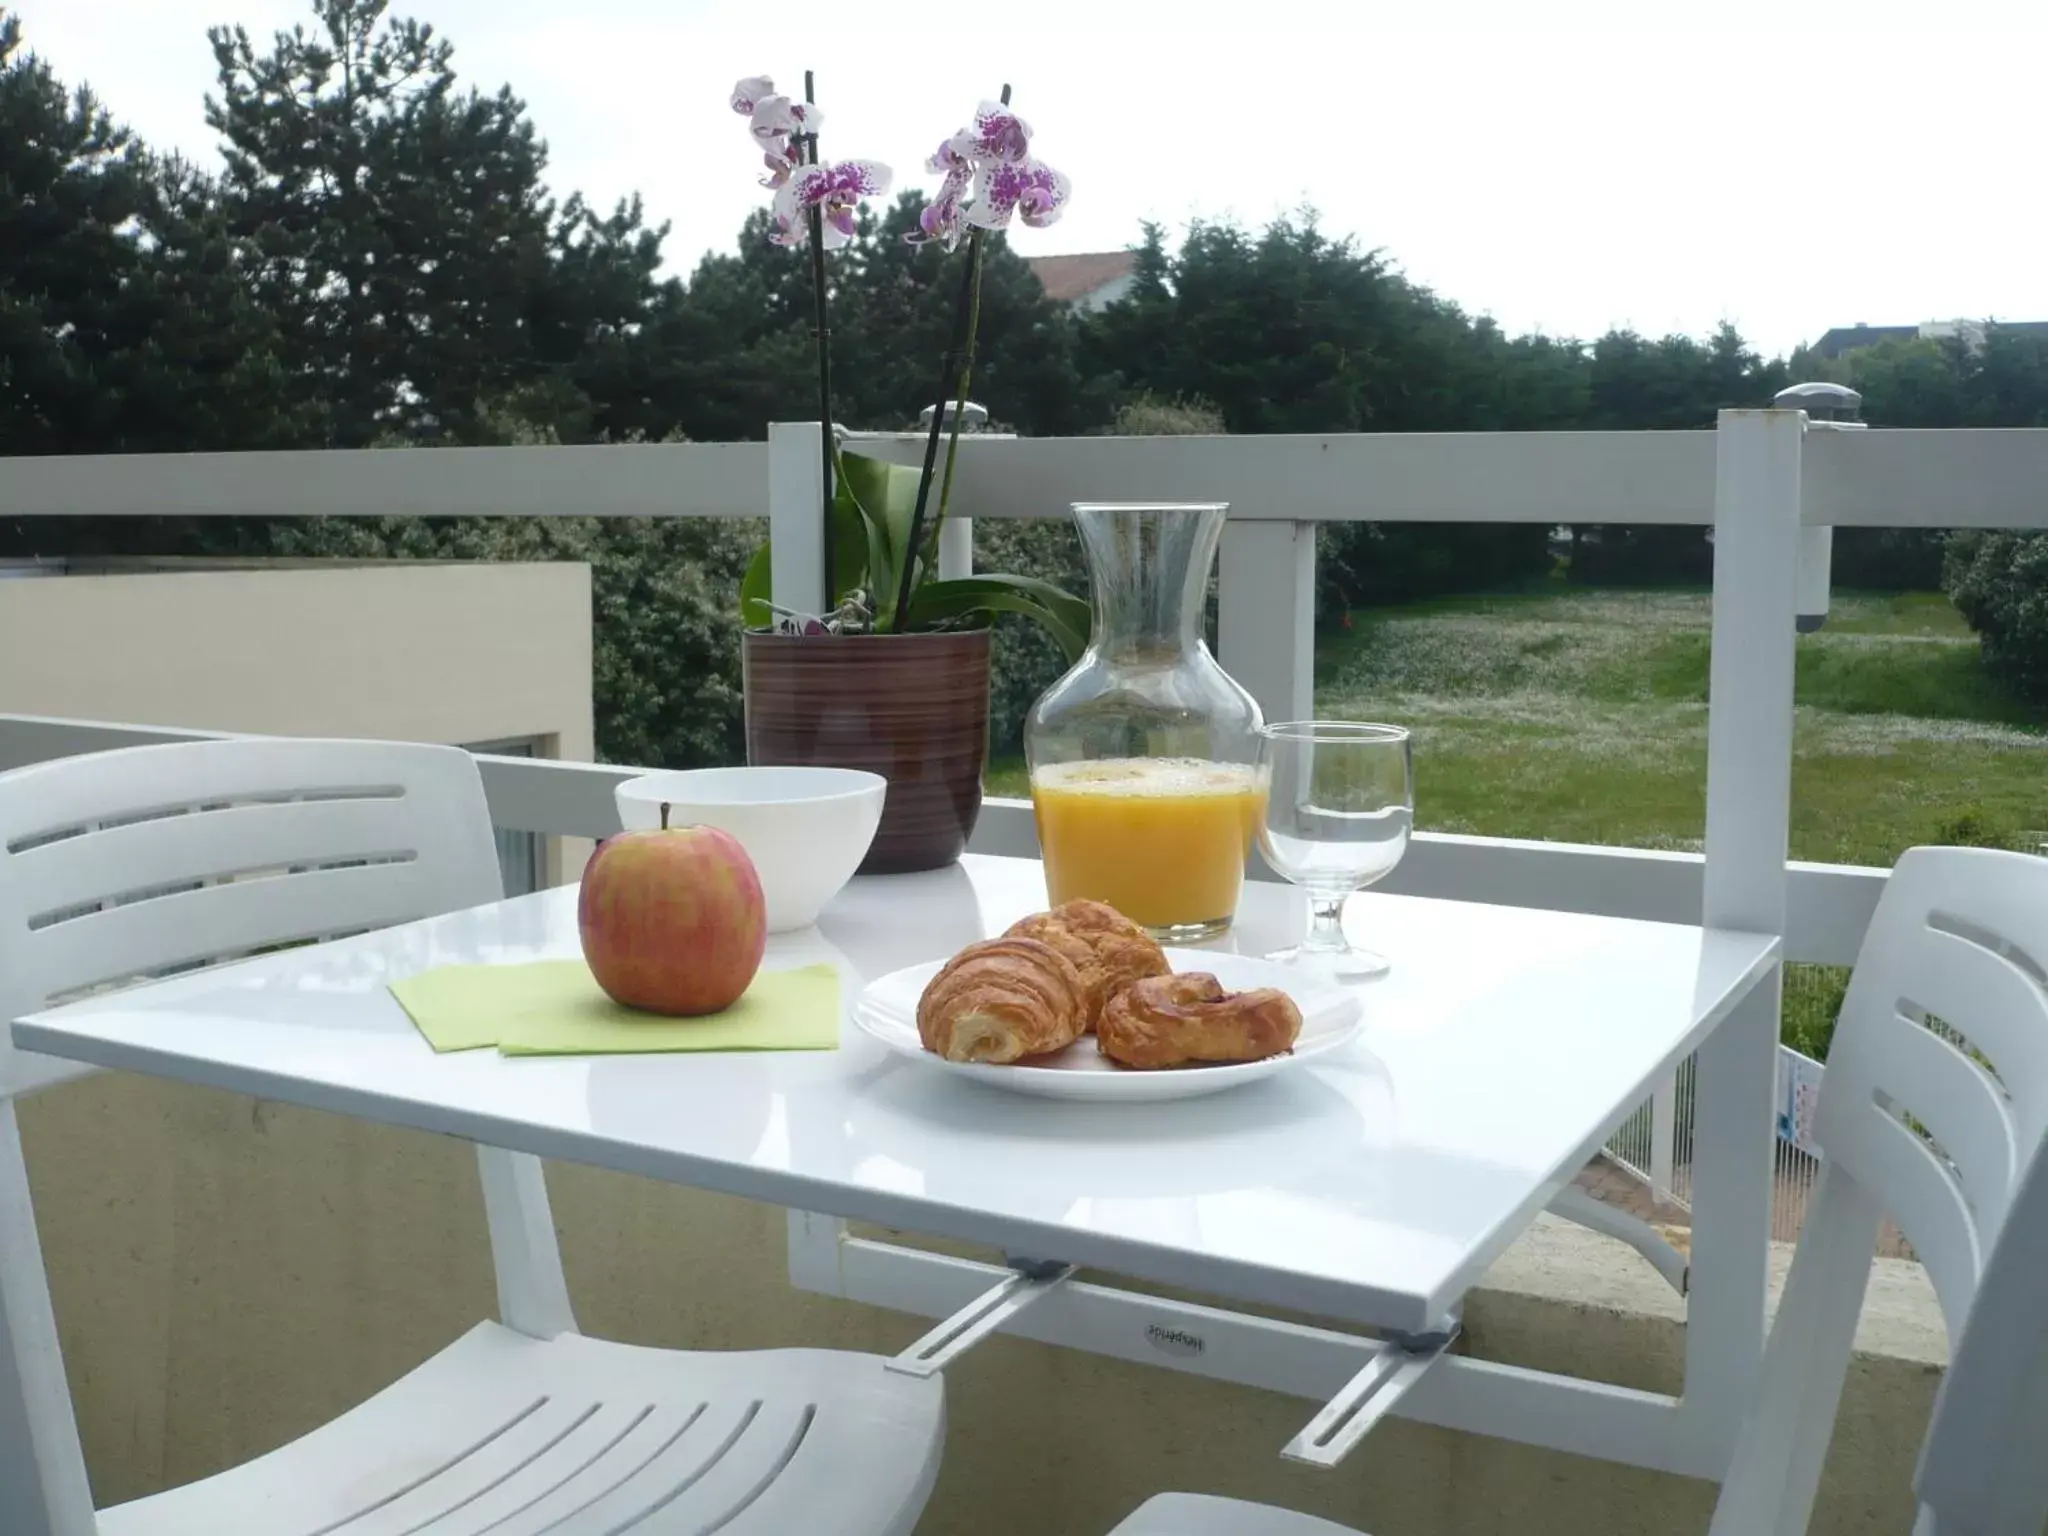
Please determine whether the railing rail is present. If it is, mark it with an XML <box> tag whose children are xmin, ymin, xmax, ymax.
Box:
<box><xmin>6</xmin><ymin>422</ymin><xmax>2048</xmax><ymax>528</ymax></box>
<box><xmin>0</xmin><ymin>713</ymin><xmax>1890</xmax><ymax>967</ymax></box>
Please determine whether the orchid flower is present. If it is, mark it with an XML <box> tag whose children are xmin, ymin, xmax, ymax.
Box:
<box><xmin>771</xmin><ymin>159</ymin><xmax>894</xmax><ymax>248</ymax></box>
<box><xmin>729</xmin><ymin>75</ymin><xmax>775</xmax><ymax>116</ymax></box>
<box><xmin>737</xmin><ymin>82</ymin><xmax>828</xmax><ymax>190</ymax></box>
<box><xmin>966</xmin><ymin>157</ymin><xmax>1071</xmax><ymax>231</ymax></box>
<box><xmin>908</xmin><ymin>136</ymin><xmax>975</xmax><ymax>249</ymax></box>
<box><xmin>908</xmin><ymin>100</ymin><xmax>1068</xmax><ymax>247</ymax></box>
<box><xmin>963</xmin><ymin>100</ymin><xmax>1031</xmax><ymax>165</ymax></box>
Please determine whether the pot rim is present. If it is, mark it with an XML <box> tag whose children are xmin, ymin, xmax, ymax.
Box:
<box><xmin>742</xmin><ymin>627</ymin><xmax>991</xmax><ymax>646</ymax></box>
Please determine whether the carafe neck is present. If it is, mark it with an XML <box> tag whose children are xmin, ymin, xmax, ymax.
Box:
<box><xmin>1074</xmin><ymin>502</ymin><xmax>1227</xmax><ymax>660</ymax></box>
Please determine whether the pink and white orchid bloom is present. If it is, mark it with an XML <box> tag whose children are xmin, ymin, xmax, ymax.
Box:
<box><xmin>730</xmin><ymin>75</ymin><xmax>775</xmax><ymax>116</ymax></box>
<box><xmin>965</xmin><ymin>100</ymin><xmax>1032</xmax><ymax>165</ymax></box>
<box><xmin>771</xmin><ymin>159</ymin><xmax>894</xmax><ymax>249</ymax></box>
<box><xmin>906</xmin><ymin>136</ymin><xmax>975</xmax><ymax>249</ymax></box>
<box><xmin>748</xmin><ymin>94</ymin><xmax>827</xmax><ymax>189</ymax></box>
<box><xmin>748</xmin><ymin>94</ymin><xmax>822</xmax><ymax>152</ymax></box>
<box><xmin>966</xmin><ymin>157</ymin><xmax>1071</xmax><ymax>231</ymax></box>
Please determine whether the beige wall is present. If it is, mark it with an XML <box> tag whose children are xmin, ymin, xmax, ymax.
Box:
<box><xmin>0</xmin><ymin>562</ymin><xmax>593</xmax><ymax>757</ymax></box>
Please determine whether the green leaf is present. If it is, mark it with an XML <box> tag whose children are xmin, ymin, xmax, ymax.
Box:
<box><xmin>735</xmin><ymin>473</ymin><xmax>876</xmax><ymax>627</ymax></box>
<box><xmin>908</xmin><ymin>574</ymin><xmax>1093</xmax><ymax>664</ymax></box>
<box><xmin>739</xmin><ymin>541</ymin><xmax>774</xmax><ymax>628</ymax></box>
<box><xmin>838</xmin><ymin>450</ymin><xmax>926</xmax><ymax>627</ymax></box>
<box><xmin>840</xmin><ymin>451</ymin><xmax>922</xmax><ymax>575</ymax></box>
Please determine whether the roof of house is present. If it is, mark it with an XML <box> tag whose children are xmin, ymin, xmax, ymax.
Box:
<box><xmin>1812</xmin><ymin>324</ymin><xmax>1919</xmax><ymax>359</ymax></box>
<box><xmin>1025</xmin><ymin>250</ymin><xmax>1137</xmax><ymax>304</ymax></box>
<box><xmin>1813</xmin><ymin>319</ymin><xmax>2048</xmax><ymax>358</ymax></box>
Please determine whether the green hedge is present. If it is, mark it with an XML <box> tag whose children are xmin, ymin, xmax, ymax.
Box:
<box><xmin>1946</xmin><ymin>530</ymin><xmax>2048</xmax><ymax>702</ymax></box>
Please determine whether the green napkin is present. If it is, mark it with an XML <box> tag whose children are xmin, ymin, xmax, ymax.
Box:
<box><xmin>390</xmin><ymin>960</ymin><xmax>840</xmax><ymax>1057</ymax></box>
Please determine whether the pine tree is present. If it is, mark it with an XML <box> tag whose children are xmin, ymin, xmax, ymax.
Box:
<box><xmin>0</xmin><ymin>11</ymin><xmax>293</xmax><ymax>460</ymax></box>
<box><xmin>206</xmin><ymin>0</ymin><xmax>556</xmax><ymax>445</ymax></box>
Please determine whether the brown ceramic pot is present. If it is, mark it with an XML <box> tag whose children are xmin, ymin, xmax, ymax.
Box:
<box><xmin>742</xmin><ymin>629</ymin><xmax>991</xmax><ymax>875</ymax></box>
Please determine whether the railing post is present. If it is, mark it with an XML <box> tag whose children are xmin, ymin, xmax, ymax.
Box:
<box><xmin>1218</xmin><ymin>518</ymin><xmax>1316</xmax><ymax>728</ymax></box>
<box><xmin>1774</xmin><ymin>381</ymin><xmax>1863</xmax><ymax>633</ymax></box>
<box><xmin>767</xmin><ymin>421</ymin><xmax>829</xmax><ymax>616</ymax></box>
<box><xmin>938</xmin><ymin>516</ymin><xmax>973</xmax><ymax>580</ymax></box>
<box><xmin>1651</xmin><ymin>1073</ymin><xmax>1677</xmax><ymax>1206</ymax></box>
<box><xmin>1685</xmin><ymin>406</ymin><xmax>1805</xmax><ymax>1466</ymax></box>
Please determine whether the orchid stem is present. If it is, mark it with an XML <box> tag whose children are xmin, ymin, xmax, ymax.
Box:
<box><xmin>895</xmin><ymin>82</ymin><xmax>1010</xmax><ymax>631</ymax></box>
<box><xmin>926</xmin><ymin>231</ymin><xmax>986</xmax><ymax>570</ymax></box>
<box><xmin>894</xmin><ymin>243</ymin><xmax>977</xmax><ymax>630</ymax></box>
<box><xmin>803</xmin><ymin>67</ymin><xmax>835</xmax><ymax>606</ymax></box>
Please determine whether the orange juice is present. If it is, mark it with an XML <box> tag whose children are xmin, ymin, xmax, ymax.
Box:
<box><xmin>1031</xmin><ymin>758</ymin><xmax>1267</xmax><ymax>935</ymax></box>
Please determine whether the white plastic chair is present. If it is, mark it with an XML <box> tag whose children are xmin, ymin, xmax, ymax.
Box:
<box><xmin>0</xmin><ymin>737</ymin><xmax>944</xmax><ymax>1536</ymax></box>
<box><xmin>1107</xmin><ymin>846</ymin><xmax>2048</xmax><ymax>1536</ymax></box>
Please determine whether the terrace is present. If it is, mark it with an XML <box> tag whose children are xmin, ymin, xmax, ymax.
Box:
<box><xmin>2</xmin><ymin>404</ymin><xmax>2042</xmax><ymax>1534</ymax></box>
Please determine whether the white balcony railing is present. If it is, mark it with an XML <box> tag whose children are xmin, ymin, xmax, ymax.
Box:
<box><xmin>3</xmin><ymin>411</ymin><xmax>2044</xmax><ymax>1478</ymax></box>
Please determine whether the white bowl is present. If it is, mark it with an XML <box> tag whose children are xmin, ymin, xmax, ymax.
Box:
<box><xmin>613</xmin><ymin>767</ymin><xmax>886</xmax><ymax>932</ymax></box>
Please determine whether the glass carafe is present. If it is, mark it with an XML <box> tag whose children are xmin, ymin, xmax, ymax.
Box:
<box><xmin>1023</xmin><ymin>502</ymin><xmax>1264</xmax><ymax>941</ymax></box>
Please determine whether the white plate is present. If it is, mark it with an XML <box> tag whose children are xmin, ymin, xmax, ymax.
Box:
<box><xmin>853</xmin><ymin>949</ymin><xmax>1363</xmax><ymax>1102</ymax></box>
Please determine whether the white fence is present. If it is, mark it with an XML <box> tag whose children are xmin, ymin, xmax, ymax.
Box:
<box><xmin>3</xmin><ymin>412</ymin><xmax>2046</xmax><ymax>1479</ymax></box>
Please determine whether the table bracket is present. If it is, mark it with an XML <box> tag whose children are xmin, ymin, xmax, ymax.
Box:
<box><xmin>1281</xmin><ymin>1316</ymin><xmax>1461</xmax><ymax>1469</ymax></box>
<box><xmin>884</xmin><ymin>1256</ymin><xmax>1077</xmax><ymax>1378</ymax></box>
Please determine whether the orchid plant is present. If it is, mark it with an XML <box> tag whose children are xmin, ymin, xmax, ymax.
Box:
<box><xmin>730</xmin><ymin>76</ymin><xmax>1088</xmax><ymax>662</ymax></box>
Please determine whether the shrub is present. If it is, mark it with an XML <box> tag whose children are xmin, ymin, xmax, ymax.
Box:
<box><xmin>1105</xmin><ymin>394</ymin><xmax>1227</xmax><ymax>437</ymax></box>
<box><xmin>1945</xmin><ymin>530</ymin><xmax>2048</xmax><ymax>702</ymax></box>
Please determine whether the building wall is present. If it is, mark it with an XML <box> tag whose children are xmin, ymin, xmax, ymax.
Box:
<box><xmin>1074</xmin><ymin>272</ymin><xmax>1137</xmax><ymax>313</ymax></box>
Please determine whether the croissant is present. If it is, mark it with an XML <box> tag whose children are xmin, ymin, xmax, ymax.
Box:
<box><xmin>1005</xmin><ymin>899</ymin><xmax>1170</xmax><ymax>1031</ymax></box>
<box><xmin>917</xmin><ymin>937</ymin><xmax>1089</xmax><ymax>1063</ymax></box>
<box><xmin>1097</xmin><ymin>972</ymin><xmax>1303</xmax><ymax>1070</ymax></box>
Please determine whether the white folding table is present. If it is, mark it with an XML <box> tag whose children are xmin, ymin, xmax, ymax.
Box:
<box><xmin>11</xmin><ymin>853</ymin><xmax>1778</xmax><ymax>1475</ymax></box>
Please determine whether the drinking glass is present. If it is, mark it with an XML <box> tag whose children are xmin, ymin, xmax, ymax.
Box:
<box><xmin>1256</xmin><ymin>722</ymin><xmax>1413</xmax><ymax>979</ymax></box>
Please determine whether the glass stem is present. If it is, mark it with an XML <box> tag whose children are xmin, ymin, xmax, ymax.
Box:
<box><xmin>1305</xmin><ymin>892</ymin><xmax>1350</xmax><ymax>952</ymax></box>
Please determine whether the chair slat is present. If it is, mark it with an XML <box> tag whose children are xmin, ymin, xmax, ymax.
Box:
<box><xmin>7</xmin><ymin>797</ymin><xmax>425</xmax><ymax>922</ymax></box>
<box><xmin>1893</xmin><ymin>924</ymin><xmax>2048</xmax><ymax>1132</ymax></box>
<box><xmin>1863</xmin><ymin>1014</ymin><xmax>2020</xmax><ymax>1236</ymax></box>
<box><xmin>23</xmin><ymin>862</ymin><xmax>450</xmax><ymax>1007</ymax></box>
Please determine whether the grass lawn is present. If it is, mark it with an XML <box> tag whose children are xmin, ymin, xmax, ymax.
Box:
<box><xmin>989</xmin><ymin>587</ymin><xmax>2048</xmax><ymax>1057</ymax></box>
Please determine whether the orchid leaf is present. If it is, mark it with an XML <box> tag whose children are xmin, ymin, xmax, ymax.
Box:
<box><xmin>908</xmin><ymin>574</ymin><xmax>1092</xmax><ymax>664</ymax></box>
<box><xmin>838</xmin><ymin>451</ymin><xmax>923</xmax><ymax>624</ymax></box>
<box><xmin>736</xmin><ymin>475</ymin><xmax>873</xmax><ymax>628</ymax></box>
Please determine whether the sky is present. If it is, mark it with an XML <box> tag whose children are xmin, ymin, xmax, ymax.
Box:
<box><xmin>15</xmin><ymin>0</ymin><xmax>2048</xmax><ymax>358</ymax></box>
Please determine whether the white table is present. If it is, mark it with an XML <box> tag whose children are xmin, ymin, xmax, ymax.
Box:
<box><xmin>12</xmin><ymin>854</ymin><xmax>1778</xmax><ymax>1464</ymax></box>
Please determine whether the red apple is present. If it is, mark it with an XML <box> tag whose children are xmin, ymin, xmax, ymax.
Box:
<box><xmin>578</xmin><ymin>821</ymin><xmax>767</xmax><ymax>1015</ymax></box>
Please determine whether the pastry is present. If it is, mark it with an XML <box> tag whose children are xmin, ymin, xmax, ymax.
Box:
<box><xmin>917</xmin><ymin>937</ymin><xmax>1089</xmax><ymax>1063</ymax></box>
<box><xmin>1004</xmin><ymin>899</ymin><xmax>1170</xmax><ymax>1031</ymax></box>
<box><xmin>1097</xmin><ymin>972</ymin><xmax>1303</xmax><ymax>1070</ymax></box>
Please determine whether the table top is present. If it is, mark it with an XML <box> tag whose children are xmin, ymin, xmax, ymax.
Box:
<box><xmin>12</xmin><ymin>855</ymin><xmax>1777</xmax><ymax>1332</ymax></box>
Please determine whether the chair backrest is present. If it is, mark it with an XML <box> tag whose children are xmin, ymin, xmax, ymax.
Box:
<box><xmin>0</xmin><ymin>737</ymin><xmax>506</xmax><ymax>1088</ymax></box>
<box><xmin>0</xmin><ymin>738</ymin><xmax>575</xmax><ymax>1536</ymax></box>
<box><xmin>1915</xmin><ymin>1103</ymin><xmax>2048</xmax><ymax>1535</ymax></box>
<box><xmin>1711</xmin><ymin>845</ymin><xmax>2048</xmax><ymax>1536</ymax></box>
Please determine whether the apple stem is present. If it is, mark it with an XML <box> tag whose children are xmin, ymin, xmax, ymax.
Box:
<box><xmin>660</xmin><ymin>802</ymin><xmax>671</xmax><ymax>831</ymax></box>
